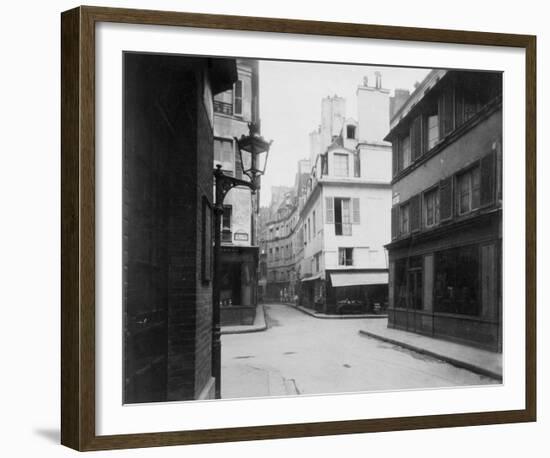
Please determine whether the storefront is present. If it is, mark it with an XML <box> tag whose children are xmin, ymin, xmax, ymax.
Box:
<box><xmin>219</xmin><ymin>245</ymin><xmax>259</xmax><ymax>325</ymax></box>
<box><xmin>326</xmin><ymin>270</ymin><xmax>388</xmax><ymax>314</ymax></box>
<box><xmin>388</xmin><ymin>214</ymin><xmax>502</xmax><ymax>352</ymax></box>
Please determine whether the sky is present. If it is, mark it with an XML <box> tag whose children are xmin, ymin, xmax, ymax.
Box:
<box><xmin>257</xmin><ymin>60</ymin><xmax>431</xmax><ymax>206</ymax></box>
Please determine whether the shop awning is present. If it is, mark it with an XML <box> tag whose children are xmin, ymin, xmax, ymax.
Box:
<box><xmin>330</xmin><ymin>272</ymin><xmax>388</xmax><ymax>287</ymax></box>
<box><xmin>301</xmin><ymin>273</ymin><xmax>323</xmax><ymax>283</ymax></box>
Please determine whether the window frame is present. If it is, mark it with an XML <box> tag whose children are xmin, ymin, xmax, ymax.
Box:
<box><xmin>423</xmin><ymin>185</ymin><xmax>440</xmax><ymax>228</ymax></box>
<box><xmin>333</xmin><ymin>152</ymin><xmax>350</xmax><ymax>177</ymax></box>
<box><xmin>338</xmin><ymin>247</ymin><xmax>354</xmax><ymax>266</ymax></box>
<box><xmin>456</xmin><ymin>163</ymin><xmax>481</xmax><ymax>216</ymax></box>
<box><xmin>233</xmin><ymin>79</ymin><xmax>243</xmax><ymax>117</ymax></box>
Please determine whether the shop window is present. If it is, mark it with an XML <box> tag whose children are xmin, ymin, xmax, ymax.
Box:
<box><xmin>434</xmin><ymin>245</ymin><xmax>480</xmax><ymax>315</ymax></box>
<box><xmin>394</xmin><ymin>259</ymin><xmax>408</xmax><ymax>308</ymax></box>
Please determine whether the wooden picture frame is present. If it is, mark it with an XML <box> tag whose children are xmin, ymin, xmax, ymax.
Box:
<box><xmin>61</xmin><ymin>5</ymin><xmax>536</xmax><ymax>451</ymax></box>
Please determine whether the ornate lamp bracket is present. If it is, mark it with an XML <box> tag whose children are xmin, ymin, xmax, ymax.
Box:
<box><xmin>214</xmin><ymin>164</ymin><xmax>256</xmax><ymax>211</ymax></box>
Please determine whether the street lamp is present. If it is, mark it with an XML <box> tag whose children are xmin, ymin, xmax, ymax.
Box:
<box><xmin>212</xmin><ymin>122</ymin><xmax>272</xmax><ymax>398</ymax></box>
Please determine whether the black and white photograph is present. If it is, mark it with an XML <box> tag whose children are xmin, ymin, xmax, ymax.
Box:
<box><xmin>123</xmin><ymin>53</ymin><xmax>503</xmax><ymax>404</ymax></box>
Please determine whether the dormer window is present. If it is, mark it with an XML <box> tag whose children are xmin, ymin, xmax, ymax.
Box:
<box><xmin>346</xmin><ymin>125</ymin><xmax>356</xmax><ymax>139</ymax></box>
<box><xmin>333</xmin><ymin>153</ymin><xmax>349</xmax><ymax>177</ymax></box>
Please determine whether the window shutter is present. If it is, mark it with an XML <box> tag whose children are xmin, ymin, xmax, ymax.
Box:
<box><xmin>352</xmin><ymin>198</ymin><xmax>360</xmax><ymax>224</ymax></box>
<box><xmin>410</xmin><ymin>194</ymin><xmax>421</xmax><ymax>232</ymax></box>
<box><xmin>325</xmin><ymin>197</ymin><xmax>334</xmax><ymax>223</ymax></box>
<box><xmin>480</xmin><ymin>151</ymin><xmax>496</xmax><ymax>207</ymax></box>
<box><xmin>392</xmin><ymin>140</ymin><xmax>398</xmax><ymax>176</ymax></box>
<box><xmin>234</xmin><ymin>142</ymin><xmax>243</xmax><ymax>179</ymax></box>
<box><xmin>391</xmin><ymin>206</ymin><xmax>399</xmax><ymax>240</ymax></box>
<box><xmin>439</xmin><ymin>177</ymin><xmax>453</xmax><ymax>221</ymax></box>
<box><xmin>233</xmin><ymin>80</ymin><xmax>243</xmax><ymax>116</ymax></box>
<box><xmin>455</xmin><ymin>85</ymin><xmax>464</xmax><ymax>128</ymax></box>
<box><xmin>438</xmin><ymin>87</ymin><xmax>454</xmax><ymax>138</ymax></box>
<box><xmin>411</xmin><ymin>116</ymin><xmax>423</xmax><ymax>161</ymax></box>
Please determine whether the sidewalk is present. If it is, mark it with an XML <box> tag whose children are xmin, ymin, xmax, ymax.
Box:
<box><xmin>290</xmin><ymin>303</ymin><xmax>387</xmax><ymax>320</ymax></box>
<box><xmin>220</xmin><ymin>304</ymin><xmax>267</xmax><ymax>335</ymax></box>
<box><xmin>359</xmin><ymin>319</ymin><xmax>502</xmax><ymax>381</ymax></box>
<box><xmin>221</xmin><ymin>364</ymin><xmax>300</xmax><ymax>399</ymax></box>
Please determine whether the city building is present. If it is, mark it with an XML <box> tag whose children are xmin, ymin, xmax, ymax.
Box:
<box><xmin>123</xmin><ymin>53</ymin><xmax>237</xmax><ymax>402</ymax></box>
<box><xmin>385</xmin><ymin>70</ymin><xmax>503</xmax><ymax>352</ymax></box>
<box><xmin>262</xmin><ymin>160</ymin><xmax>310</xmax><ymax>302</ymax></box>
<box><xmin>299</xmin><ymin>74</ymin><xmax>392</xmax><ymax>313</ymax></box>
<box><xmin>213</xmin><ymin>58</ymin><xmax>261</xmax><ymax>325</ymax></box>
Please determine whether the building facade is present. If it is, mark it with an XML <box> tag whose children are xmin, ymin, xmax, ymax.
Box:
<box><xmin>261</xmin><ymin>160</ymin><xmax>310</xmax><ymax>302</ymax></box>
<box><xmin>213</xmin><ymin>59</ymin><xmax>261</xmax><ymax>325</ymax></box>
<box><xmin>385</xmin><ymin>70</ymin><xmax>503</xmax><ymax>352</ymax></box>
<box><xmin>299</xmin><ymin>76</ymin><xmax>392</xmax><ymax>313</ymax></box>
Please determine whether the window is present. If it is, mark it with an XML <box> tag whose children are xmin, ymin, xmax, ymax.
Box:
<box><xmin>434</xmin><ymin>245</ymin><xmax>480</xmax><ymax>315</ymax></box>
<box><xmin>393</xmin><ymin>257</ymin><xmax>423</xmax><ymax>310</ymax></box>
<box><xmin>346</xmin><ymin>125</ymin><xmax>356</xmax><ymax>139</ymax></box>
<box><xmin>398</xmin><ymin>134</ymin><xmax>411</xmax><ymax>171</ymax></box>
<box><xmin>315</xmin><ymin>253</ymin><xmax>320</xmax><ymax>272</ymax></box>
<box><xmin>424</xmin><ymin>188</ymin><xmax>440</xmax><ymax>227</ymax></box>
<box><xmin>312</xmin><ymin>211</ymin><xmax>316</xmax><ymax>237</ymax></box>
<box><xmin>233</xmin><ymin>80</ymin><xmax>243</xmax><ymax>116</ymax></box>
<box><xmin>268</xmin><ymin>248</ymin><xmax>273</xmax><ymax>260</ymax></box>
<box><xmin>213</xmin><ymin>89</ymin><xmax>233</xmax><ymax>115</ymax></box>
<box><xmin>334</xmin><ymin>197</ymin><xmax>352</xmax><ymax>236</ymax></box>
<box><xmin>457</xmin><ymin>166</ymin><xmax>480</xmax><ymax>215</ymax></box>
<box><xmin>338</xmin><ymin>248</ymin><xmax>353</xmax><ymax>266</ymax></box>
<box><xmin>275</xmin><ymin>247</ymin><xmax>279</xmax><ymax>260</ymax></box>
<box><xmin>307</xmin><ymin>218</ymin><xmax>311</xmax><ymax>242</ymax></box>
<box><xmin>333</xmin><ymin>153</ymin><xmax>349</xmax><ymax>177</ymax></box>
<box><xmin>221</xmin><ymin>205</ymin><xmax>232</xmax><ymax>242</ymax></box>
<box><xmin>214</xmin><ymin>138</ymin><xmax>233</xmax><ymax>165</ymax></box>
<box><xmin>400</xmin><ymin>203</ymin><xmax>410</xmax><ymax>235</ymax></box>
<box><xmin>427</xmin><ymin>114</ymin><xmax>439</xmax><ymax>150</ymax></box>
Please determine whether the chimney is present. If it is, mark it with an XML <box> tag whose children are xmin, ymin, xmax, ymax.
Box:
<box><xmin>375</xmin><ymin>71</ymin><xmax>382</xmax><ymax>89</ymax></box>
<box><xmin>390</xmin><ymin>88</ymin><xmax>411</xmax><ymax>119</ymax></box>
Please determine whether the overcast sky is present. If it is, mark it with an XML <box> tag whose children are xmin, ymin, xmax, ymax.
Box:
<box><xmin>258</xmin><ymin>60</ymin><xmax>431</xmax><ymax>206</ymax></box>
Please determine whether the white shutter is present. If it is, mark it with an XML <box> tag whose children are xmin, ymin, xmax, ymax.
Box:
<box><xmin>325</xmin><ymin>197</ymin><xmax>334</xmax><ymax>224</ymax></box>
<box><xmin>352</xmin><ymin>198</ymin><xmax>360</xmax><ymax>224</ymax></box>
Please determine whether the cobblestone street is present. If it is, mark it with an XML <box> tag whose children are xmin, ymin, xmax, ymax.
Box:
<box><xmin>221</xmin><ymin>303</ymin><xmax>497</xmax><ymax>399</ymax></box>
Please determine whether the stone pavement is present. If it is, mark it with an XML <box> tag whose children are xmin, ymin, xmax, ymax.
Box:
<box><xmin>359</xmin><ymin>319</ymin><xmax>502</xmax><ymax>381</ymax></box>
<box><xmin>221</xmin><ymin>363</ymin><xmax>300</xmax><ymax>399</ymax></box>
<box><xmin>220</xmin><ymin>304</ymin><xmax>267</xmax><ymax>335</ymax></box>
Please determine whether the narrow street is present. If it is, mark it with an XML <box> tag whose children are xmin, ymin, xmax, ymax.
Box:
<box><xmin>221</xmin><ymin>303</ymin><xmax>497</xmax><ymax>399</ymax></box>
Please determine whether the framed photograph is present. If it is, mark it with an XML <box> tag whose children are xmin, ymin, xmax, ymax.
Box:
<box><xmin>61</xmin><ymin>5</ymin><xmax>536</xmax><ymax>451</ymax></box>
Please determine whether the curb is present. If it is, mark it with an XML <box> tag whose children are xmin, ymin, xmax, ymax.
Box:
<box><xmin>358</xmin><ymin>329</ymin><xmax>502</xmax><ymax>381</ymax></box>
<box><xmin>290</xmin><ymin>303</ymin><xmax>388</xmax><ymax>320</ymax></box>
<box><xmin>221</xmin><ymin>305</ymin><xmax>268</xmax><ymax>335</ymax></box>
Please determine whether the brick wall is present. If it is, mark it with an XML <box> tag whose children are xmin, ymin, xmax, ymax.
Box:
<box><xmin>124</xmin><ymin>53</ymin><xmax>215</xmax><ymax>403</ymax></box>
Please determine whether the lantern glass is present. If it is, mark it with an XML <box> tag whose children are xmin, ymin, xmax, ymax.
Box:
<box><xmin>236</xmin><ymin>123</ymin><xmax>272</xmax><ymax>184</ymax></box>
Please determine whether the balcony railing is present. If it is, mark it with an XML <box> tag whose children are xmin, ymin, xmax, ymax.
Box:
<box><xmin>214</xmin><ymin>100</ymin><xmax>233</xmax><ymax>116</ymax></box>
